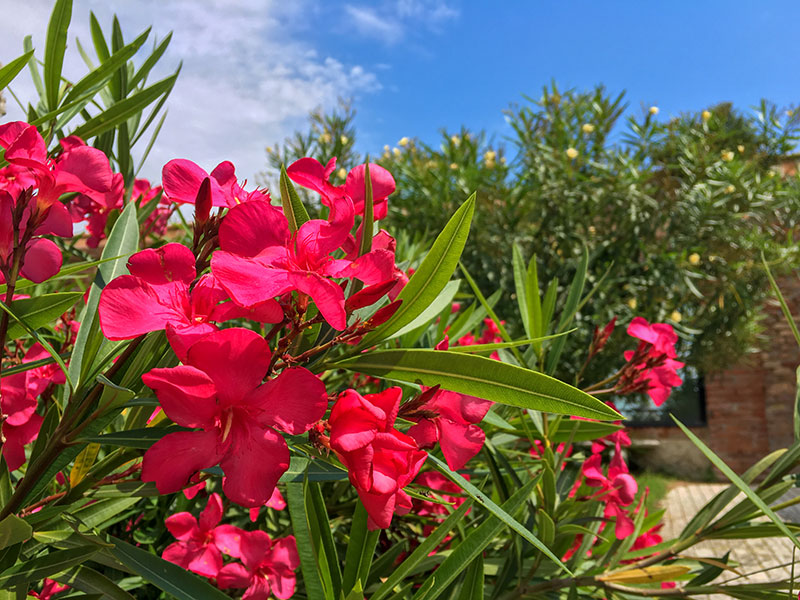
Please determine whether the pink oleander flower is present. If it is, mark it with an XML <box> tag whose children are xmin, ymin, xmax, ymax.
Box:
<box><xmin>212</xmin><ymin>198</ymin><xmax>397</xmax><ymax>330</ymax></box>
<box><xmin>287</xmin><ymin>157</ymin><xmax>395</xmax><ymax>220</ymax></box>
<box><xmin>134</xmin><ymin>178</ymin><xmax>170</xmax><ymax>237</ymax></box>
<box><xmin>412</xmin><ymin>471</ymin><xmax>469</xmax><ymax>520</ymax></box>
<box><xmin>582</xmin><ymin>446</ymin><xmax>638</xmax><ymax>539</ymax></box>
<box><xmin>329</xmin><ymin>388</ymin><xmax>427</xmax><ymax>529</ymax></box>
<box><xmin>162</xmin><ymin>159</ymin><xmax>269</xmax><ymax>208</ymax></box>
<box><xmin>140</xmin><ymin>328</ymin><xmax>327</xmax><ymax>507</ymax></box>
<box><xmin>163</xmin><ymin>492</ymin><xmax>239</xmax><ymax>578</ymax></box>
<box><xmin>98</xmin><ymin>243</ymin><xmax>282</xmax><ymax>360</ymax></box>
<box><xmin>250</xmin><ymin>487</ymin><xmax>286</xmax><ymax>522</ymax></box>
<box><xmin>404</xmin><ymin>337</ymin><xmax>493</xmax><ymax>471</ymax></box>
<box><xmin>217</xmin><ymin>531</ymin><xmax>299</xmax><ymax>600</ymax></box>
<box><xmin>29</xmin><ymin>579</ymin><xmax>69</xmax><ymax>600</ymax></box>
<box><xmin>623</xmin><ymin>317</ymin><xmax>684</xmax><ymax>406</ymax></box>
<box><xmin>0</xmin><ymin>371</ymin><xmax>43</xmax><ymax>471</ymax></box>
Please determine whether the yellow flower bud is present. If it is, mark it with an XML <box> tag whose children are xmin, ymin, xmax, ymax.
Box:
<box><xmin>737</xmin><ymin>145</ymin><xmax>745</xmax><ymax>153</ymax></box>
<box><xmin>449</xmin><ymin>163</ymin><xmax>458</xmax><ymax>170</ymax></box>
<box><xmin>721</xmin><ymin>150</ymin><xmax>734</xmax><ymax>162</ymax></box>
<box><xmin>451</xmin><ymin>135</ymin><xmax>460</xmax><ymax>146</ymax></box>
<box><xmin>340</xmin><ymin>135</ymin><xmax>349</xmax><ymax>145</ymax></box>
<box><xmin>566</xmin><ymin>147</ymin><xmax>579</xmax><ymax>159</ymax></box>
<box><xmin>588</xmin><ymin>225</ymin><xmax>596</xmax><ymax>235</ymax></box>
<box><xmin>383</xmin><ymin>145</ymin><xmax>390</xmax><ymax>152</ymax></box>
<box><xmin>582</xmin><ymin>123</ymin><xmax>595</xmax><ymax>133</ymax></box>
<box><xmin>725</xmin><ymin>184</ymin><xmax>735</xmax><ymax>193</ymax></box>
<box><xmin>398</xmin><ymin>137</ymin><xmax>409</xmax><ymax>147</ymax></box>
<box><xmin>392</xmin><ymin>147</ymin><xmax>401</xmax><ymax>157</ymax></box>
<box><xmin>265</xmin><ymin>146</ymin><xmax>273</xmax><ymax>154</ymax></box>
<box><xmin>649</xmin><ymin>106</ymin><xmax>659</xmax><ymax>115</ymax></box>
<box><xmin>484</xmin><ymin>150</ymin><xmax>496</xmax><ymax>162</ymax></box>
<box><xmin>701</xmin><ymin>110</ymin><xmax>711</xmax><ymax>121</ymax></box>
<box><xmin>336</xmin><ymin>168</ymin><xmax>346</xmax><ymax>179</ymax></box>
<box><xmin>627</xmin><ymin>298</ymin><xmax>637</xmax><ymax>310</ymax></box>
<box><xmin>500</xmin><ymin>156</ymin><xmax>507</xmax><ymax>164</ymax></box>
<box><xmin>670</xmin><ymin>310</ymin><xmax>682</xmax><ymax>323</ymax></box>
<box><xmin>688</xmin><ymin>253</ymin><xmax>701</xmax><ymax>265</ymax></box>
<box><xmin>787</xmin><ymin>110</ymin><xmax>794</xmax><ymax>117</ymax></box>
<box><xmin>319</xmin><ymin>133</ymin><xmax>331</xmax><ymax>144</ymax></box>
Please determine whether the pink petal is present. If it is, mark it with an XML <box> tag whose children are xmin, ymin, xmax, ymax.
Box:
<box><xmin>164</xmin><ymin>513</ymin><xmax>199</xmax><ymax>541</ymax></box>
<box><xmin>185</xmin><ymin>328</ymin><xmax>271</xmax><ymax>409</ymax></box>
<box><xmin>269</xmin><ymin>536</ymin><xmax>299</xmax><ymax>570</ymax></box>
<box><xmin>216</xmin><ymin>562</ymin><xmax>253</xmax><ymax>589</ymax></box>
<box><xmin>198</xmin><ymin>492</ymin><xmax>224</xmax><ymax>531</ymax></box>
<box><xmin>220</xmin><ymin>423</ymin><xmax>290</xmax><ymax>508</ymax></box>
<box><xmin>243</xmin><ymin>577</ymin><xmax>271</xmax><ymax>600</ymax></box>
<box><xmin>218</xmin><ymin>201</ymin><xmax>289</xmax><ymax>257</ymax></box>
<box><xmin>127</xmin><ymin>244</ymin><xmax>196</xmax><ymax>285</ymax></box>
<box><xmin>141</xmin><ymin>365</ymin><xmax>218</xmax><ymax>428</ymax></box>
<box><xmin>166</xmin><ymin>322</ymin><xmax>218</xmax><ymax>363</ymax></box>
<box><xmin>406</xmin><ymin>419</ymin><xmax>439</xmax><ymax>450</ymax></box>
<box><xmin>212</xmin><ymin>252</ymin><xmax>293</xmax><ymax>308</ymax></box>
<box><xmin>344</xmin><ymin>163</ymin><xmax>395</xmax><ymax>217</ymax></box>
<box><xmin>254</xmin><ymin>367</ymin><xmax>327</xmax><ymax>435</ymax></box>
<box><xmin>3</xmin><ymin>413</ymin><xmax>43</xmax><ymax>471</ymax></box>
<box><xmin>287</xmin><ymin>270</ymin><xmax>347</xmax><ymax>330</ymax></box>
<box><xmin>0</xmin><ymin>122</ymin><xmax>30</xmax><ymax>150</ymax></box>
<box><xmin>141</xmin><ymin>430</ymin><xmax>223</xmax><ymax>494</ymax></box>
<box><xmin>55</xmin><ymin>146</ymin><xmax>114</xmax><ymax>194</ymax></box>
<box><xmin>35</xmin><ymin>201</ymin><xmax>73</xmax><ymax>238</ymax></box>
<box><xmin>99</xmin><ymin>276</ymin><xmax>190</xmax><ymax>340</ymax></box>
<box><xmin>286</xmin><ymin>157</ymin><xmax>342</xmax><ymax>205</ymax></box>
<box><xmin>3</xmin><ymin>123</ymin><xmax>47</xmax><ymax>168</ymax></box>
<box><xmin>209</xmin><ymin>298</ymin><xmax>283</xmax><ymax>325</ymax></box>
<box><xmin>266</xmin><ymin>487</ymin><xmax>286</xmax><ymax>510</ymax></box>
<box><xmin>187</xmin><ymin>544</ymin><xmax>223</xmax><ymax>578</ymax></box>
<box><xmin>437</xmin><ymin>420</ymin><xmax>485</xmax><ymax>471</ymax></box>
<box><xmin>359</xmin><ymin>489</ymin><xmax>396</xmax><ymax>530</ymax></box>
<box><xmin>20</xmin><ymin>238</ymin><xmax>61</xmax><ymax>283</ymax></box>
<box><xmin>162</xmin><ymin>159</ymin><xmax>230</xmax><ymax>207</ymax></box>
<box><xmin>237</xmin><ymin>529</ymin><xmax>272</xmax><ymax>570</ymax></box>
<box><xmin>213</xmin><ymin>524</ymin><xmax>246</xmax><ymax>557</ymax></box>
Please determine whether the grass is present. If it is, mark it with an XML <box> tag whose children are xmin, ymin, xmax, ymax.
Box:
<box><xmin>634</xmin><ymin>471</ymin><xmax>677</xmax><ymax>513</ymax></box>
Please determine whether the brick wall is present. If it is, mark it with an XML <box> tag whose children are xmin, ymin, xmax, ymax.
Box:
<box><xmin>630</xmin><ymin>275</ymin><xmax>800</xmax><ymax>478</ymax></box>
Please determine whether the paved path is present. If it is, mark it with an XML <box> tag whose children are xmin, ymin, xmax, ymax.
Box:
<box><xmin>661</xmin><ymin>483</ymin><xmax>797</xmax><ymax>585</ymax></box>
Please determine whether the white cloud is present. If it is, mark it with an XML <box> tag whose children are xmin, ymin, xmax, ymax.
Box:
<box><xmin>0</xmin><ymin>0</ymin><xmax>379</xmax><ymax>182</ymax></box>
<box><xmin>345</xmin><ymin>5</ymin><xmax>403</xmax><ymax>44</ymax></box>
<box><xmin>342</xmin><ymin>0</ymin><xmax>459</xmax><ymax>44</ymax></box>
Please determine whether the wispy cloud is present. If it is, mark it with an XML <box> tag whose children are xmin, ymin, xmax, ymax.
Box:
<box><xmin>1</xmin><ymin>0</ymin><xmax>379</xmax><ymax>181</ymax></box>
<box><xmin>342</xmin><ymin>0</ymin><xmax>459</xmax><ymax>45</ymax></box>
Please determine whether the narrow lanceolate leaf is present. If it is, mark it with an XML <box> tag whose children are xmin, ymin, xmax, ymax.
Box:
<box><xmin>70</xmin><ymin>74</ymin><xmax>177</xmax><ymax>140</ymax></box>
<box><xmin>672</xmin><ymin>417</ymin><xmax>800</xmax><ymax>551</ymax></box>
<box><xmin>356</xmin><ymin>194</ymin><xmax>475</xmax><ymax>349</ymax></box>
<box><xmin>599</xmin><ymin>565</ymin><xmax>692</xmax><ymax>584</ymax></box>
<box><xmin>512</xmin><ymin>244</ymin><xmax>531</xmax><ymax>338</ymax></box>
<box><xmin>286</xmin><ymin>482</ymin><xmax>328</xmax><ymax>600</ymax></box>
<box><xmin>457</xmin><ymin>556</ymin><xmax>484</xmax><ymax>600</ymax></box>
<box><xmin>69</xmin><ymin>443</ymin><xmax>100</xmax><ymax>487</ymax></box>
<box><xmin>44</xmin><ymin>0</ymin><xmax>73</xmax><ymax>110</ymax></box>
<box><xmin>280</xmin><ymin>164</ymin><xmax>310</xmax><ymax>232</ymax></box>
<box><xmin>69</xmin><ymin>200</ymin><xmax>139</xmax><ymax>389</ymax></box>
<box><xmin>371</xmin><ymin>500</ymin><xmax>473</xmax><ymax>600</ymax></box>
<box><xmin>56</xmin><ymin>565</ymin><xmax>136</xmax><ymax>600</ymax></box>
<box><xmin>5</xmin><ymin>292</ymin><xmax>83</xmax><ymax>340</ymax></box>
<box><xmin>334</xmin><ymin>349</ymin><xmax>622</xmax><ymax>420</ymax></box>
<box><xmin>411</xmin><ymin>480</ymin><xmax>539</xmax><ymax>600</ymax></box>
<box><xmin>0</xmin><ymin>547</ymin><xmax>97</xmax><ymax>588</ymax></box>
<box><xmin>427</xmin><ymin>455</ymin><xmax>570</xmax><ymax>574</ymax></box>
<box><xmin>108</xmin><ymin>536</ymin><xmax>230</xmax><ymax>600</ymax></box>
<box><xmin>0</xmin><ymin>515</ymin><xmax>32</xmax><ymax>550</ymax></box>
<box><xmin>341</xmin><ymin>502</ymin><xmax>379</xmax><ymax>596</ymax></box>
<box><xmin>359</xmin><ymin>160</ymin><xmax>374</xmax><ymax>256</ymax></box>
<box><xmin>0</xmin><ymin>51</ymin><xmax>34</xmax><ymax>91</ymax></box>
<box><xmin>545</xmin><ymin>245</ymin><xmax>588</xmax><ymax>374</ymax></box>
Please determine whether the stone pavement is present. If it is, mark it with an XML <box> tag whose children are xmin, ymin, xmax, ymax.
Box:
<box><xmin>661</xmin><ymin>483</ymin><xmax>797</xmax><ymax>585</ymax></box>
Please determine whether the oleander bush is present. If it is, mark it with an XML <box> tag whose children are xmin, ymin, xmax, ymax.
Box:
<box><xmin>1</xmin><ymin>3</ymin><xmax>800</xmax><ymax>600</ymax></box>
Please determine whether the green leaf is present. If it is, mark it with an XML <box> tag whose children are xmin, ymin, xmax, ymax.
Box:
<box><xmin>279</xmin><ymin>164</ymin><xmax>310</xmax><ymax>233</ymax></box>
<box><xmin>56</xmin><ymin>565</ymin><xmax>136</xmax><ymax>600</ymax></box>
<box><xmin>358</xmin><ymin>160</ymin><xmax>374</xmax><ymax>256</ymax></box>
<box><xmin>80</xmin><ymin>427</ymin><xmax>183</xmax><ymax>449</ymax></box>
<box><xmin>4</xmin><ymin>292</ymin><xmax>83</xmax><ymax>340</ymax></box>
<box><xmin>427</xmin><ymin>455</ymin><xmax>569</xmax><ymax>574</ymax></box>
<box><xmin>107</xmin><ymin>536</ymin><xmax>230</xmax><ymax>600</ymax></box>
<box><xmin>0</xmin><ymin>51</ymin><xmax>34</xmax><ymax>91</ymax></box>
<box><xmin>63</xmin><ymin>28</ymin><xmax>150</xmax><ymax>104</ymax></box>
<box><xmin>70</xmin><ymin>73</ymin><xmax>177</xmax><ymax>141</ymax></box>
<box><xmin>0</xmin><ymin>300</ymin><xmax>72</xmax><ymax>390</ymax></box>
<box><xmin>23</xmin><ymin>36</ymin><xmax>45</xmax><ymax>99</ymax></box>
<box><xmin>306</xmin><ymin>482</ymin><xmax>342</xmax><ymax>598</ymax></box>
<box><xmin>278</xmin><ymin>457</ymin><xmax>347</xmax><ymax>483</ymax></box>
<box><xmin>672</xmin><ymin>417</ymin><xmax>800</xmax><ymax>551</ymax></box>
<box><xmin>392</xmin><ymin>279</ymin><xmax>461</xmax><ymax>340</ymax></box>
<box><xmin>286</xmin><ymin>482</ymin><xmax>328</xmax><ymax>600</ymax></box>
<box><xmin>89</xmin><ymin>12</ymin><xmax>110</xmax><ymax>63</ymax></box>
<box><xmin>44</xmin><ymin>0</ymin><xmax>72</xmax><ymax>110</ymax></box>
<box><xmin>0</xmin><ymin>516</ymin><xmax>31</xmax><ymax>550</ymax></box>
<box><xmin>0</xmin><ymin>547</ymin><xmax>97</xmax><ymax>588</ymax></box>
<box><xmin>129</xmin><ymin>32</ymin><xmax>172</xmax><ymax>89</ymax></box>
<box><xmin>69</xmin><ymin>200</ymin><xmax>139</xmax><ymax>389</ymax></box>
<box><xmin>456</xmin><ymin>555</ymin><xmax>484</xmax><ymax>600</ymax></box>
<box><xmin>356</xmin><ymin>194</ymin><xmax>475</xmax><ymax>348</ymax></box>
<box><xmin>371</xmin><ymin>499</ymin><xmax>473</xmax><ymax>600</ymax></box>
<box><xmin>512</xmin><ymin>244</ymin><xmax>531</xmax><ymax>338</ymax></box>
<box><xmin>411</xmin><ymin>479</ymin><xmax>538</xmax><ymax>600</ymax></box>
<box><xmin>333</xmin><ymin>349</ymin><xmax>622</xmax><ymax>420</ymax></box>
<box><xmin>545</xmin><ymin>246</ymin><xmax>588</xmax><ymax>374</ymax></box>
<box><xmin>341</xmin><ymin>502</ymin><xmax>379</xmax><ymax>595</ymax></box>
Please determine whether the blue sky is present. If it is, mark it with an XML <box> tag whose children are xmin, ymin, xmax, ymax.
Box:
<box><xmin>2</xmin><ymin>1</ymin><xmax>799</xmax><ymax>182</ymax></box>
